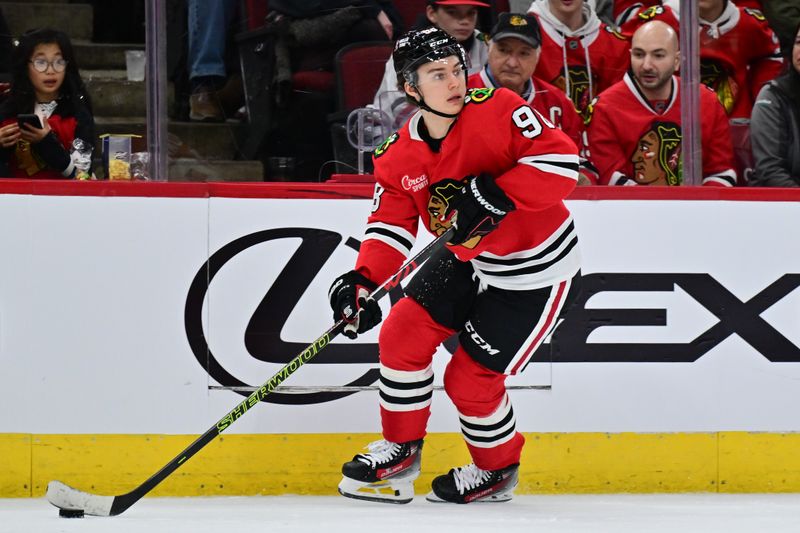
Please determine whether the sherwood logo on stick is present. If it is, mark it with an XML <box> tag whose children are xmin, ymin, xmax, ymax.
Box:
<box><xmin>185</xmin><ymin>228</ymin><xmax>800</xmax><ymax>405</ymax></box>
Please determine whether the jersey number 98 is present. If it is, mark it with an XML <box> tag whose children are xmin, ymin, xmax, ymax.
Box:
<box><xmin>512</xmin><ymin>106</ymin><xmax>554</xmax><ymax>139</ymax></box>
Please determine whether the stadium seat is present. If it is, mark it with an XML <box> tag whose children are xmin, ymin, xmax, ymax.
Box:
<box><xmin>335</xmin><ymin>41</ymin><xmax>395</xmax><ymax>112</ymax></box>
<box><xmin>393</xmin><ymin>0</ymin><xmax>428</xmax><ymax>32</ymax></box>
<box><xmin>330</xmin><ymin>41</ymin><xmax>394</xmax><ymax>175</ymax></box>
<box><xmin>243</xmin><ymin>0</ymin><xmax>269</xmax><ymax>31</ymax></box>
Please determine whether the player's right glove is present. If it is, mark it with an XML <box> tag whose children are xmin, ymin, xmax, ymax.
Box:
<box><xmin>328</xmin><ymin>270</ymin><xmax>383</xmax><ymax>339</ymax></box>
<box><xmin>443</xmin><ymin>173</ymin><xmax>515</xmax><ymax>246</ymax></box>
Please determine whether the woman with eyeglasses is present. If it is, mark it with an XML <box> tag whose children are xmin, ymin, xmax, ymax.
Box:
<box><xmin>0</xmin><ymin>28</ymin><xmax>94</xmax><ymax>178</ymax></box>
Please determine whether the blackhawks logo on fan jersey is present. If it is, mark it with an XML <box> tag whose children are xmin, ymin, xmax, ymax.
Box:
<box><xmin>631</xmin><ymin>121</ymin><xmax>682</xmax><ymax>186</ymax></box>
<box><xmin>700</xmin><ymin>60</ymin><xmax>738</xmax><ymax>115</ymax></box>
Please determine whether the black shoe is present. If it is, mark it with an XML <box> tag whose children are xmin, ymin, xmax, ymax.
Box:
<box><xmin>342</xmin><ymin>439</ymin><xmax>423</xmax><ymax>482</ymax></box>
<box><xmin>427</xmin><ymin>463</ymin><xmax>519</xmax><ymax>504</ymax></box>
<box><xmin>338</xmin><ymin>439</ymin><xmax>423</xmax><ymax>504</ymax></box>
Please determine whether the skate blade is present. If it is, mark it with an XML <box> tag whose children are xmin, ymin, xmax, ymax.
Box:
<box><xmin>338</xmin><ymin>477</ymin><xmax>414</xmax><ymax>504</ymax></box>
<box><xmin>425</xmin><ymin>490</ymin><xmax>514</xmax><ymax>503</ymax></box>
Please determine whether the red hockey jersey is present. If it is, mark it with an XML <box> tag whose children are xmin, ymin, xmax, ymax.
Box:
<box><xmin>467</xmin><ymin>68</ymin><xmax>584</xmax><ymax>152</ymax></box>
<box><xmin>528</xmin><ymin>2</ymin><xmax>630</xmax><ymax>120</ymax></box>
<box><xmin>616</xmin><ymin>0</ymin><xmax>764</xmax><ymax>27</ymax></box>
<box><xmin>359</xmin><ymin>88</ymin><xmax>581</xmax><ymax>291</ymax></box>
<box><xmin>664</xmin><ymin>0</ymin><xmax>783</xmax><ymax>119</ymax></box>
<box><xmin>586</xmin><ymin>73</ymin><xmax>737</xmax><ymax>186</ymax></box>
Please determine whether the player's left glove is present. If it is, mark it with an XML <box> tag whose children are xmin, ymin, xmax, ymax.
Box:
<box><xmin>443</xmin><ymin>173</ymin><xmax>515</xmax><ymax>245</ymax></box>
<box><xmin>328</xmin><ymin>270</ymin><xmax>383</xmax><ymax>339</ymax></box>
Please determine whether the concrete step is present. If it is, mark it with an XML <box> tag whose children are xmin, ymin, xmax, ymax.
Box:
<box><xmin>93</xmin><ymin>117</ymin><xmax>245</xmax><ymax>161</ymax></box>
<box><xmin>75</xmin><ymin>42</ymin><xmax>144</xmax><ymax>70</ymax></box>
<box><xmin>2</xmin><ymin>2</ymin><xmax>93</xmax><ymax>40</ymax></box>
<box><xmin>168</xmin><ymin>159</ymin><xmax>264</xmax><ymax>182</ymax></box>
<box><xmin>83</xmin><ymin>75</ymin><xmax>172</xmax><ymax>117</ymax></box>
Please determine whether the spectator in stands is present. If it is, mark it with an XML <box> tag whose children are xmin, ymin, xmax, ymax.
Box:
<box><xmin>468</xmin><ymin>12</ymin><xmax>597</xmax><ymax>184</ymax></box>
<box><xmin>373</xmin><ymin>0</ymin><xmax>490</xmax><ymax>127</ymax></box>
<box><xmin>263</xmin><ymin>1</ymin><xmax>404</xmax><ymax>180</ymax></box>
<box><xmin>749</xmin><ymin>21</ymin><xmax>800</xmax><ymax>187</ymax></box>
<box><xmin>187</xmin><ymin>0</ymin><xmax>237</xmax><ymax>122</ymax></box>
<box><xmin>512</xmin><ymin>0</ymin><xmax>613</xmax><ymax>23</ymax></box>
<box><xmin>469</xmin><ymin>13</ymin><xmax>582</xmax><ymax>144</ymax></box>
<box><xmin>527</xmin><ymin>0</ymin><xmax>630</xmax><ymax>120</ymax></box>
<box><xmin>763</xmin><ymin>0</ymin><xmax>800</xmax><ymax>57</ymax></box>
<box><xmin>663</xmin><ymin>0</ymin><xmax>783</xmax><ymax>119</ymax></box>
<box><xmin>0</xmin><ymin>28</ymin><xmax>94</xmax><ymax>179</ymax></box>
<box><xmin>585</xmin><ymin>21</ymin><xmax>737</xmax><ymax>186</ymax></box>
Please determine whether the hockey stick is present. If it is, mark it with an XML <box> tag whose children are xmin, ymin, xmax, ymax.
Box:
<box><xmin>209</xmin><ymin>385</ymin><xmax>551</xmax><ymax>392</ymax></box>
<box><xmin>46</xmin><ymin>227</ymin><xmax>455</xmax><ymax>517</ymax></box>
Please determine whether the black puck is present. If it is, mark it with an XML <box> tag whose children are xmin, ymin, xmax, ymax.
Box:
<box><xmin>59</xmin><ymin>508</ymin><xmax>85</xmax><ymax>518</ymax></box>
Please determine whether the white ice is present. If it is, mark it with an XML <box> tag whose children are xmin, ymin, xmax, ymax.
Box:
<box><xmin>2</xmin><ymin>494</ymin><xmax>800</xmax><ymax>533</ymax></box>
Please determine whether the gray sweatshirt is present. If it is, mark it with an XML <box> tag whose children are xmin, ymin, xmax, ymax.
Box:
<box><xmin>749</xmin><ymin>81</ymin><xmax>800</xmax><ymax>187</ymax></box>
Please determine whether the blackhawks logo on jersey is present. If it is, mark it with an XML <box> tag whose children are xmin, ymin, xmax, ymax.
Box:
<box><xmin>373</xmin><ymin>132</ymin><xmax>399</xmax><ymax>159</ymax></box>
<box><xmin>584</xmin><ymin>96</ymin><xmax>599</xmax><ymax>127</ymax></box>
<box><xmin>552</xmin><ymin>66</ymin><xmax>593</xmax><ymax>121</ymax></box>
<box><xmin>426</xmin><ymin>178</ymin><xmax>482</xmax><ymax>249</ymax></box>
<box><xmin>631</xmin><ymin>121</ymin><xmax>682</xmax><ymax>186</ymax></box>
<box><xmin>700</xmin><ymin>59</ymin><xmax>737</xmax><ymax>115</ymax></box>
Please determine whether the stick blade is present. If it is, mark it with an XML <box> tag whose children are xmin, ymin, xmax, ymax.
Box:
<box><xmin>46</xmin><ymin>480</ymin><xmax>115</xmax><ymax>517</ymax></box>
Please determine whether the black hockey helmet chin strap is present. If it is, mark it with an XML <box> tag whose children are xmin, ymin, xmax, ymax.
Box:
<box><xmin>415</xmin><ymin>92</ymin><xmax>460</xmax><ymax>119</ymax></box>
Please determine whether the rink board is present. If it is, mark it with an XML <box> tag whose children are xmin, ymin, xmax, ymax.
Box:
<box><xmin>0</xmin><ymin>182</ymin><xmax>799</xmax><ymax>496</ymax></box>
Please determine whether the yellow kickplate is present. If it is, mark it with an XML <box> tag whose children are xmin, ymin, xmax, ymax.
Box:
<box><xmin>1</xmin><ymin>431</ymin><xmax>797</xmax><ymax>497</ymax></box>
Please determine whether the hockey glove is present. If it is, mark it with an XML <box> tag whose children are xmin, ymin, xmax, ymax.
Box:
<box><xmin>444</xmin><ymin>173</ymin><xmax>515</xmax><ymax>246</ymax></box>
<box><xmin>328</xmin><ymin>270</ymin><xmax>383</xmax><ymax>339</ymax></box>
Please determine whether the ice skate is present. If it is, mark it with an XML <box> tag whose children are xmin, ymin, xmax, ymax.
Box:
<box><xmin>337</xmin><ymin>439</ymin><xmax>423</xmax><ymax>504</ymax></box>
<box><xmin>426</xmin><ymin>463</ymin><xmax>518</xmax><ymax>504</ymax></box>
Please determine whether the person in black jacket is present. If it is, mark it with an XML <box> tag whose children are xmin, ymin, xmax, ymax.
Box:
<box><xmin>750</xmin><ymin>20</ymin><xmax>800</xmax><ymax>186</ymax></box>
<box><xmin>0</xmin><ymin>28</ymin><xmax>94</xmax><ymax>178</ymax></box>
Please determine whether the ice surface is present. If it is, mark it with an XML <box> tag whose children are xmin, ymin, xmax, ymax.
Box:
<box><xmin>2</xmin><ymin>493</ymin><xmax>800</xmax><ymax>533</ymax></box>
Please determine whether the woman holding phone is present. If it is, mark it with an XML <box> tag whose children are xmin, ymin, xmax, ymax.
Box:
<box><xmin>0</xmin><ymin>28</ymin><xmax>94</xmax><ymax>178</ymax></box>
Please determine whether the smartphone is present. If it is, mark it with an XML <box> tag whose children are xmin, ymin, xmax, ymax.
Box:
<box><xmin>17</xmin><ymin>114</ymin><xmax>43</xmax><ymax>129</ymax></box>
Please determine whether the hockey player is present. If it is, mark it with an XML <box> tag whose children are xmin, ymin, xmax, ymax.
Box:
<box><xmin>329</xmin><ymin>27</ymin><xmax>582</xmax><ymax>504</ymax></box>
<box><xmin>526</xmin><ymin>0</ymin><xmax>630</xmax><ymax>120</ymax></box>
<box><xmin>585</xmin><ymin>20</ymin><xmax>737</xmax><ymax>186</ymax></box>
